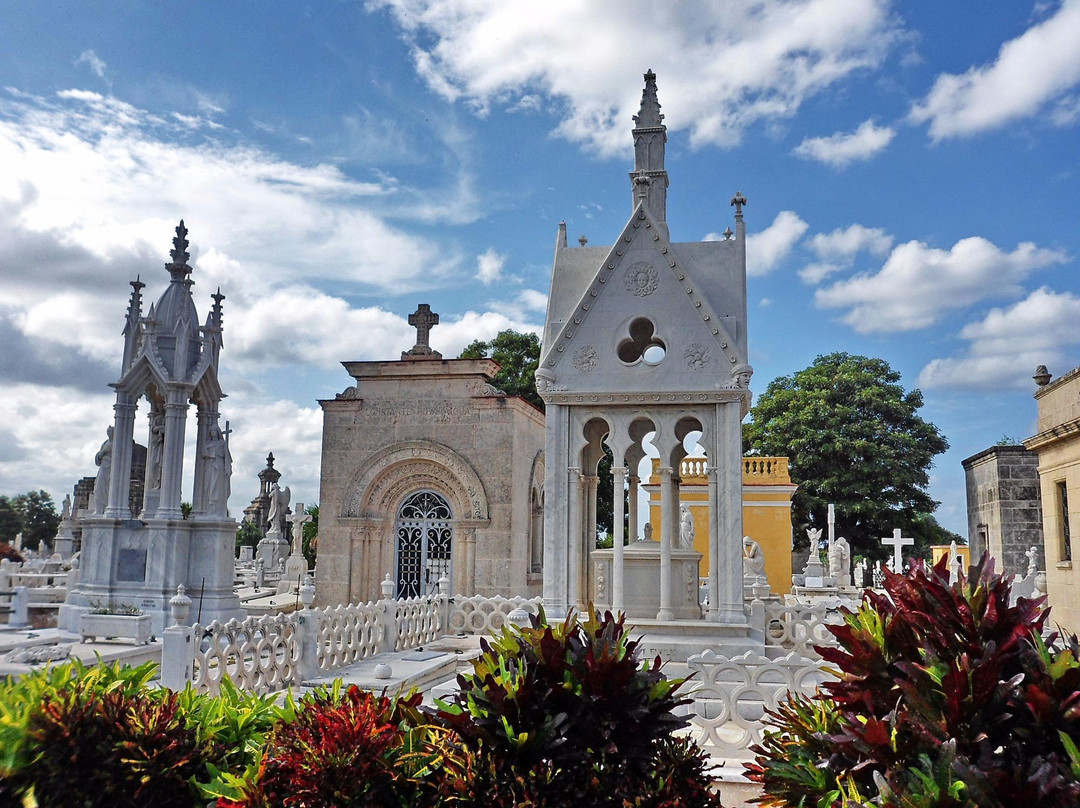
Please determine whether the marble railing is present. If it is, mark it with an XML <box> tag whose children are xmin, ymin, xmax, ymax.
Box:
<box><xmin>684</xmin><ymin>649</ymin><xmax>834</xmax><ymax>760</ymax></box>
<box><xmin>447</xmin><ymin>595</ymin><xmax>542</xmax><ymax>634</ymax></box>
<box><xmin>316</xmin><ymin>601</ymin><xmax>382</xmax><ymax>670</ymax></box>
<box><xmin>661</xmin><ymin>456</ymin><xmax>792</xmax><ymax>485</ymax></box>
<box><xmin>759</xmin><ymin>601</ymin><xmax>845</xmax><ymax>659</ymax></box>
<box><xmin>190</xmin><ymin>613</ymin><xmax>301</xmax><ymax>696</ymax></box>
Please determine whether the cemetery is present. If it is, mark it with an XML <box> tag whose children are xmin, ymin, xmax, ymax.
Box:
<box><xmin>0</xmin><ymin>70</ymin><xmax>1077</xmax><ymax>808</ymax></box>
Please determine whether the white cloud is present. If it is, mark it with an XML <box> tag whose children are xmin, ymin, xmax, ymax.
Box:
<box><xmin>792</xmin><ymin>119</ymin><xmax>895</xmax><ymax>166</ymax></box>
<box><xmin>476</xmin><ymin>247</ymin><xmax>507</xmax><ymax>284</ymax></box>
<box><xmin>434</xmin><ymin>310</ymin><xmax>542</xmax><ymax>357</ymax></box>
<box><xmin>485</xmin><ymin>289</ymin><xmax>549</xmax><ymax>322</ymax></box>
<box><xmin>816</xmin><ymin>236</ymin><xmax>1068</xmax><ymax>332</ymax></box>
<box><xmin>369</xmin><ymin>0</ymin><xmax>901</xmax><ymax>154</ymax></box>
<box><xmin>800</xmin><ymin>223</ymin><xmax>894</xmax><ymax>283</ymax></box>
<box><xmin>731</xmin><ymin>211</ymin><xmax>809</xmax><ymax>276</ymax></box>
<box><xmin>919</xmin><ymin>287</ymin><xmax>1080</xmax><ymax>390</ymax></box>
<box><xmin>75</xmin><ymin>50</ymin><xmax>108</xmax><ymax>83</ymax></box>
<box><xmin>910</xmin><ymin>0</ymin><xmax>1080</xmax><ymax>139</ymax></box>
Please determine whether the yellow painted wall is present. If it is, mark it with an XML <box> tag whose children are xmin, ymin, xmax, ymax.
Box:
<box><xmin>930</xmin><ymin>544</ymin><xmax>971</xmax><ymax>571</ymax></box>
<box><xmin>646</xmin><ymin>457</ymin><xmax>796</xmax><ymax>595</ymax></box>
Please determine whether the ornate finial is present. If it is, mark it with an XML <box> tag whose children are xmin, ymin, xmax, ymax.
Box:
<box><xmin>633</xmin><ymin>69</ymin><xmax>664</xmax><ymax>128</ymax></box>
<box><xmin>722</xmin><ymin>227</ymin><xmax>734</xmax><ymax>241</ymax></box>
<box><xmin>130</xmin><ymin>275</ymin><xmax>145</xmax><ymax>294</ymax></box>
<box><xmin>730</xmin><ymin>191</ymin><xmax>747</xmax><ymax>218</ymax></box>
<box><xmin>170</xmin><ymin>220</ymin><xmax>190</xmax><ymax>265</ymax></box>
<box><xmin>266</xmin><ymin>452</ymin><xmax>275</xmax><ymax>468</ymax></box>
<box><xmin>578</xmin><ymin>235</ymin><xmax>588</xmax><ymax>246</ymax></box>
<box><xmin>1034</xmin><ymin>365</ymin><xmax>1052</xmax><ymax>386</ymax></box>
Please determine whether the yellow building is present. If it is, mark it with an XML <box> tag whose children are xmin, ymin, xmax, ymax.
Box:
<box><xmin>646</xmin><ymin>456</ymin><xmax>797</xmax><ymax>595</ymax></box>
<box><xmin>1025</xmin><ymin>364</ymin><xmax>1080</xmax><ymax>635</ymax></box>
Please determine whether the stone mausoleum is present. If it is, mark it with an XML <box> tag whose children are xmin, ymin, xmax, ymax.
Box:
<box><xmin>59</xmin><ymin>222</ymin><xmax>242</xmax><ymax>635</ymax></box>
<box><xmin>538</xmin><ymin>71</ymin><xmax>754</xmax><ymax>631</ymax></box>
<box><xmin>315</xmin><ymin>305</ymin><xmax>546</xmax><ymax>606</ymax></box>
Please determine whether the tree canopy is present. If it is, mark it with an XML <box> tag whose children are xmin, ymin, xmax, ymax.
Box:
<box><xmin>459</xmin><ymin>330</ymin><xmax>543</xmax><ymax>411</ymax></box>
<box><xmin>0</xmin><ymin>491</ymin><xmax>60</xmax><ymax>551</ymax></box>
<box><xmin>743</xmin><ymin>352</ymin><xmax>951</xmax><ymax>561</ymax></box>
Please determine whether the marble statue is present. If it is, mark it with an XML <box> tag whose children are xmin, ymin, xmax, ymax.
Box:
<box><xmin>828</xmin><ymin>536</ymin><xmax>851</xmax><ymax>587</ymax></box>
<box><xmin>202</xmin><ymin>423</ymin><xmax>232</xmax><ymax>514</ymax></box>
<box><xmin>949</xmin><ymin>541</ymin><xmax>962</xmax><ymax>585</ymax></box>
<box><xmin>61</xmin><ymin>495</ymin><xmax>71</xmax><ymax>521</ymax></box>
<box><xmin>806</xmin><ymin>526</ymin><xmax>823</xmax><ymax>547</ymax></box>
<box><xmin>92</xmin><ymin>426</ymin><xmax>114</xmax><ymax>514</ymax></box>
<box><xmin>147</xmin><ymin>410</ymin><xmax>165</xmax><ymax>490</ymax></box>
<box><xmin>743</xmin><ymin>536</ymin><xmax>766</xmax><ymax>578</ymax></box>
<box><xmin>854</xmin><ymin>558</ymin><xmax>867</xmax><ymax>589</ymax></box>
<box><xmin>679</xmin><ymin>503</ymin><xmax>695</xmax><ymax>549</ymax></box>
<box><xmin>1026</xmin><ymin>545</ymin><xmax>1038</xmax><ymax>577</ymax></box>
<box><xmin>643</xmin><ymin>522</ymin><xmax>654</xmax><ymax>541</ymax></box>
<box><xmin>266</xmin><ymin>482</ymin><xmax>291</xmax><ymax>537</ymax></box>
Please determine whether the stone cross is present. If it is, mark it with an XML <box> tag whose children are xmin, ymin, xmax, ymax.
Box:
<box><xmin>222</xmin><ymin>419</ymin><xmax>232</xmax><ymax>446</ymax></box>
<box><xmin>881</xmin><ymin>528</ymin><xmax>914</xmax><ymax>573</ymax></box>
<box><xmin>287</xmin><ymin>503</ymin><xmax>312</xmax><ymax>556</ymax></box>
<box><xmin>405</xmin><ymin>304</ymin><xmax>440</xmax><ymax>356</ymax></box>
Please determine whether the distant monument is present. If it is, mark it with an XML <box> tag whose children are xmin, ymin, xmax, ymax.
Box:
<box><xmin>59</xmin><ymin>222</ymin><xmax>242</xmax><ymax>634</ymax></box>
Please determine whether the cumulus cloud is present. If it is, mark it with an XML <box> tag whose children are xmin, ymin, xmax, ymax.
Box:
<box><xmin>369</xmin><ymin>0</ymin><xmax>901</xmax><ymax>154</ymax></box>
<box><xmin>434</xmin><ymin>310</ymin><xmax>543</xmax><ymax>357</ymax></box>
<box><xmin>476</xmin><ymin>247</ymin><xmax>507</xmax><ymax>284</ymax></box>
<box><xmin>792</xmin><ymin>119</ymin><xmax>895</xmax><ymax>166</ymax></box>
<box><xmin>910</xmin><ymin>0</ymin><xmax>1080</xmax><ymax>139</ymax></box>
<box><xmin>816</xmin><ymin>236</ymin><xmax>1068</xmax><ymax>332</ymax></box>
<box><xmin>724</xmin><ymin>211</ymin><xmax>809</xmax><ymax>276</ymax></box>
<box><xmin>800</xmin><ymin>222</ymin><xmax>893</xmax><ymax>283</ymax></box>
<box><xmin>919</xmin><ymin>287</ymin><xmax>1080</xmax><ymax>391</ymax></box>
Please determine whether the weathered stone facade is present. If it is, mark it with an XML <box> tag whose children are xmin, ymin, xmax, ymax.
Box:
<box><xmin>961</xmin><ymin>445</ymin><xmax>1043</xmax><ymax>576</ymax></box>
<box><xmin>316</xmin><ymin>354</ymin><xmax>545</xmax><ymax>606</ymax></box>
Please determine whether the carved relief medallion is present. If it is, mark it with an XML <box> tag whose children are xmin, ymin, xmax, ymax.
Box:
<box><xmin>623</xmin><ymin>262</ymin><xmax>659</xmax><ymax>297</ymax></box>
<box><xmin>573</xmin><ymin>345</ymin><xmax>599</xmax><ymax>373</ymax></box>
<box><xmin>684</xmin><ymin>343</ymin><xmax>711</xmax><ymax>370</ymax></box>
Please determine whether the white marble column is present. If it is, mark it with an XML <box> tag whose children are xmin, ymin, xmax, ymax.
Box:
<box><xmin>191</xmin><ymin>408</ymin><xmax>214</xmax><ymax>515</ymax></box>
<box><xmin>105</xmin><ymin>392</ymin><xmax>137</xmax><ymax>518</ymax></box>
<box><xmin>715</xmin><ymin>403</ymin><xmax>746</xmax><ymax>623</ymax></box>
<box><xmin>658</xmin><ymin>466</ymin><xmax>675</xmax><ymax>620</ymax></box>
<box><xmin>542</xmin><ymin>404</ymin><xmax>569</xmax><ymax>614</ymax></box>
<box><xmin>627</xmin><ymin>475</ymin><xmax>640</xmax><ymax>542</ymax></box>
<box><xmin>612</xmin><ymin>465</ymin><xmax>627</xmax><ymax>610</ymax></box>
<box><xmin>158</xmin><ymin>390</ymin><xmax>190</xmax><ymax>519</ymax></box>
<box><xmin>567</xmin><ymin>466</ymin><xmax>583</xmax><ymax>610</ymax></box>
<box><xmin>706</xmin><ymin>464</ymin><xmax>721</xmax><ymax>621</ymax></box>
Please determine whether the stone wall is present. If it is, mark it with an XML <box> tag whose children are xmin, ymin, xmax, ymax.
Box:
<box><xmin>962</xmin><ymin>445</ymin><xmax>1043</xmax><ymax>576</ymax></box>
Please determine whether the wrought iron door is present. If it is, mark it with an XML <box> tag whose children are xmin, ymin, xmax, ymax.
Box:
<box><xmin>394</xmin><ymin>490</ymin><xmax>452</xmax><ymax>598</ymax></box>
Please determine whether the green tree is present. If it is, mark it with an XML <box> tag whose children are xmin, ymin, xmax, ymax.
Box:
<box><xmin>0</xmin><ymin>496</ymin><xmax>21</xmax><ymax>544</ymax></box>
<box><xmin>459</xmin><ymin>330</ymin><xmax>543</xmax><ymax>410</ymax></box>
<box><xmin>743</xmin><ymin>352</ymin><xmax>949</xmax><ymax>561</ymax></box>
<box><xmin>235</xmin><ymin>520</ymin><xmax>262</xmax><ymax>555</ymax></box>
<box><xmin>9</xmin><ymin>491</ymin><xmax>59</xmax><ymax>552</ymax></box>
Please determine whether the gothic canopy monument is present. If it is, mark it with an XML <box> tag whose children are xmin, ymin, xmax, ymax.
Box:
<box><xmin>538</xmin><ymin>71</ymin><xmax>752</xmax><ymax>626</ymax></box>
<box><xmin>59</xmin><ymin>222</ymin><xmax>243</xmax><ymax>634</ymax></box>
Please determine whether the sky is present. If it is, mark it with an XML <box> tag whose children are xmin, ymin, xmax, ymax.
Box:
<box><xmin>1</xmin><ymin>0</ymin><xmax>1079</xmax><ymax>537</ymax></box>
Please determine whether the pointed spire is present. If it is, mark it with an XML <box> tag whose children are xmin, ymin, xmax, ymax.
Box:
<box><xmin>121</xmin><ymin>275</ymin><xmax>146</xmax><ymax>371</ymax></box>
<box><xmin>633</xmin><ymin>69</ymin><xmax>664</xmax><ymax>129</ymax></box>
<box><xmin>166</xmin><ymin>220</ymin><xmax>193</xmax><ymax>282</ymax></box>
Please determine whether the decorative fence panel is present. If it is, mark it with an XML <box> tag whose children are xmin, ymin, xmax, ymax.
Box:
<box><xmin>761</xmin><ymin>601</ymin><xmax>845</xmax><ymax>659</ymax></box>
<box><xmin>190</xmin><ymin>613</ymin><xmax>301</xmax><ymax>696</ymax></box>
<box><xmin>394</xmin><ymin>595</ymin><xmax>442</xmax><ymax>650</ymax></box>
<box><xmin>684</xmin><ymin>649</ymin><xmax>835</xmax><ymax>761</ymax></box>
<box><xmin>448</xmin><ymin>595</ymin><xmax>542</xmax><ymax>634</ymax></box>
<box><xmin>316</xmin><ymin>601</ymin><xmax>382</xmax><ymax>671</ymax></box>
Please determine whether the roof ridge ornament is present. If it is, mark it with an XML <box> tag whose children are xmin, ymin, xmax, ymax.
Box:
<box><xmin>166</xmin><ymin>219</ymin><xmax>192</xmax><ymax>282</ymax></box>
<box><xmin>730</xmin><ymin>191</ymin><xmax>747</xmax><ymax>220</ymax></box>
<box><xmin>633</xmin><ymin>69</ymin><xmax>664</xmax><ymax>128</ymax></box>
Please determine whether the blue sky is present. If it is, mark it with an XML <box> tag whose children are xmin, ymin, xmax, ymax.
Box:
<box><xmin>1</xmin><ymin>0</ymin><xmax>1078</xmax><ymax>537</ymax></box>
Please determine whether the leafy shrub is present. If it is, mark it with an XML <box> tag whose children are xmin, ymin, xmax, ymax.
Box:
<box><xmin>27</xmin><ymin>682</ymin><xmax>209</xmax><ymax>808</ymax></box>
<box><xmin>222</xmin><ymin>683</ymin><xmax>448</xmax><ymax>808</ymax></box>
<box><xmin>748</xmin><ymin>556</ymin><xmax>1080</xmax><ymax>807</ymax></box>
<box><xmin>436</xmin><ymin>608</ymin><xmax>723</xmax><ymax>807</ymax></box>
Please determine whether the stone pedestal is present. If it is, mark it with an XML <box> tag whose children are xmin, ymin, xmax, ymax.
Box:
<box><xmin>256</xmin><ymin>535</ymin><xmax>290</xmax><ymax>572</ymax></box>
<box><xmin>590</xmin><ymin>540</ymin><xmax>702</xmax><ymax>620</ymax></box>
<box><xmin>278</xmin><ymin>553</ymin><xmax>309</xmax><ymax>595</ymax></box>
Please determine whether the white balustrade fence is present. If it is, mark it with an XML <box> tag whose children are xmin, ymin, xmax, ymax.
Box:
<box><xmin>190</xmin><ymin>613</ymin><xmax>301</xmax><ymax>696</ymax></box>
<box><xmin>447</xmin><ymin>595</ymin><xmax>542</xmax><ymax>634</ymax></box>
<box><xmin>756</xmin><ymin>600</ymin><xmax>846</xmax><ymax>659</ymax></box>
<box><xmin>162</xmin><ymin>585</ymin><xmax>544</xmax><ymax>693</ymax></box>
<box><xmin>684</xmin><ymin>649</ymin><xmax>835</xmax><ymax>761</ymax></box>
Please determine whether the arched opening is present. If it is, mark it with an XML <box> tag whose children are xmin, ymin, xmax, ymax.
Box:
<box><xmin>394</xmin><ymin>490</ymin><xmax>452</xmax><ymax>598</ymax></box>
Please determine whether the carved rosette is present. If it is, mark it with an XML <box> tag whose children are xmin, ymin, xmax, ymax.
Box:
<box><xmin>684</xmin><ymin>343</ymin><xmax>711</xmax><ymax>370</ymax></box>
<box><xmin>573</xmin><ymin>345</ymin><xmax>599</xmax><ymax>373</ymax></box>
<box><xmin>623</xmin><ymin>262</ymin><xmax>659</xmax><ymax>297</ymax></box>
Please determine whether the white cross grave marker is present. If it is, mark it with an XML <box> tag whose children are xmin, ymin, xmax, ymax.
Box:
<box><xmin>881</xmin><ymin>528</ymin><xmax>914</xmax><ymax>573</ymax></box>
<box><xmin>287</xmin><ymin>503</ymin><xmax>312</xmax><ymax>556</ymax></box>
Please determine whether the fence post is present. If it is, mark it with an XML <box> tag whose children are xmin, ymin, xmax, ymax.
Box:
<box><xmin>161</xmin><ymin>585</ymin><xmax>194</xmax><ymax>691</ymax></box>
<box><xmin>376</xmin><ymin>573</ymin><xmax>396</xmax><ymax>654</ymax></box>
<box><xmin>749</xmin><ymin>597</ymin><xmax>766</xmax><ymax>635</ymax></box>
<box><xmin>437</xmin><ymin>575</ymin><xmax>451</xmax><ymax>637</ymax></box>
<box><xmin>294</xmin><ymin>575</ymin><xmax>320</xmax><ymax>684</ymax></box>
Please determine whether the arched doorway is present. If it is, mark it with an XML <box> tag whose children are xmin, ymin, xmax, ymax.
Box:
<box><xmin>394</xmin><ymin>490</ymin><xmax>453</xmax><ymax>598</ymax></box>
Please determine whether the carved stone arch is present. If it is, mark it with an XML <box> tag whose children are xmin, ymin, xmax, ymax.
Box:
<box><xmin>343</xmin><ymin>440</ymin><xmax>489</xmax><ymax>521</ymax></box>
<box><xmin>528</xmin><ymin>450</ymin><xmax>545</xmax><ymax>573</ymax></box>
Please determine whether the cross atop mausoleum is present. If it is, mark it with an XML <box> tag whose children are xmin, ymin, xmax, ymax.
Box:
<box><xmin>881</xmin><ymin>528</ymin><xmax>914</xmax><ymax>573</ymax></box>
<box><xmin>402</xmin><ymin>303</ymin><xmax>442</xmax><ymax>360</ymax></box>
